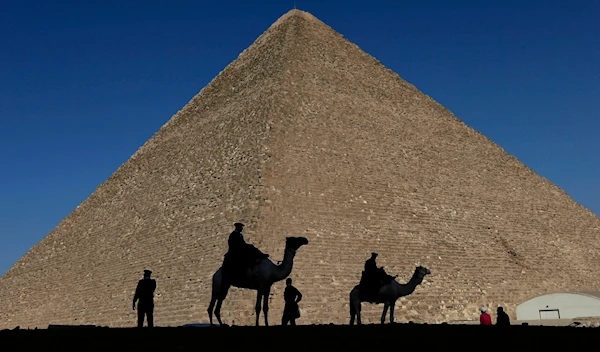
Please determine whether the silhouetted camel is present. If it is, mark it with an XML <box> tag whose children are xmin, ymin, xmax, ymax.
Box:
<box><xmin>349</xmin><ymin>265</ymin><xmax>431</xmax><ymax>325</ymax></box>
<box><xmin>208</xmin><ymin>236</ymin><xmax>309</xmax><ymax>326</ymax></box>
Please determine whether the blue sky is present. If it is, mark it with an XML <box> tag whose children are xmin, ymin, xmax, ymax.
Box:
<box><xmin>1</xmin><ymin>0</ymin><xmax>598</xmax><ymax>275</ymax></box>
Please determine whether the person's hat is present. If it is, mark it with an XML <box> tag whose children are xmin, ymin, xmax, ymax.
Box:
<box><xmin>234</xmin><ymin>222</ymin><xmax>244</xmax><ymax>227</ymax></box>
<box><xmin>371</xmin><ymin>252</ymin><xmax>378</xmax><ymax>257</ymax></box>
<box><xmin>143</xmin><ymin>270</ymin><xmax>152</xmax><ymax>276</ymax></box>
<box><xmin>480</xmin><ymin>307</ymin><xmax>487</xmax><ymax>313</ymax></box>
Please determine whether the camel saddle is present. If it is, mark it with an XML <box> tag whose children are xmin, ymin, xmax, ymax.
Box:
<box><xmin>222</xmin><ymin>246</ymin><xmax>269</xmax><ymax>283</ymax></box>
<box><xmin>358</xmin><ymin>268</ymin><xmax>396</xmax><ymax>301</ymax></box>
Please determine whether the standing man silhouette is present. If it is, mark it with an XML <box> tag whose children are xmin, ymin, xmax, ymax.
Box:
<box><xmin>133</xmin><ymin>269</ymin><xmax>157</xmax><ymax>328</ymax></box>
<box><xmin>282</xmin><ymin>278</ymin><xmax>303</xmax><ymax>326</ymax></box>
<box><xmin>496</xmin><ymin>306</ymin><xmax>511</xmax><ymax>326</ymax></box>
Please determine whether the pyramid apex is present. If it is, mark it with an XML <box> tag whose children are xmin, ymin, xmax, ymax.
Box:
<box><xmin>274</xmin><ymin>8</ymin><xmax>319</xmax><ymax>25</ymax></box>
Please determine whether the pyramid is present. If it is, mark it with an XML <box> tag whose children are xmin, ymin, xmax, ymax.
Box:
<box><xmin>1</xmin><ymin>9</ymin><xmax>600</xmax><ymax>329</ymax></box>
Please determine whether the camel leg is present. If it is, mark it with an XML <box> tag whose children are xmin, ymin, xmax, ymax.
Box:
<box><xmin>389</xmin><ymin>302</ymin><xmax>395</xmax><ymax>324</ymax></box>
<box><xmin>349</xmin><ymin>300</ymin><xmax>361</xmax><ymax>325</ymax></box>
<box><xmin>350</xmin><ymin>298</ymin><xmax>362</xmax><ymax>325</ymax></box>
<box><xmin>262</xmin><ymin>287</ymin><xmax>271</xmax><ymax>326</ymax></box>
<box><xmin>207</xmin><ymin>294</ymin><xmax>217</xmax><ymax>326</ymax></box>
<box><xmin>214</xmin><ymin>298</ymin><xmax>225</xmax><ymax>326</ymax></box>
<box><xmin>381</xmin><ymin>302</ymin><xmax>389</xmax><ymax>324</ymax></box>
<box><xmin>349</xmin><ymin>288</ymin><xmax>362</xmax><ymax>325</ymax></box>
<box><xmin>255</xmin><ymin>291</ymin><xmax>263</xmax><ymax>327</ymax></box>
<box><xmin>208</xmin><ymin>272</ymin><xmax>220</xmax><ymax>326</ymax></box>
<box><xmin>214</xmin><ymin>284</ymin><xmax>230</xmax><ymax>326</ymax></box>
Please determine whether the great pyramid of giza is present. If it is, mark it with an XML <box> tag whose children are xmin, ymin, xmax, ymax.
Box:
<box><xmin>1</xmin><ymin>9</ymin><xmax>599</xmax><ymax>329</ymax></box>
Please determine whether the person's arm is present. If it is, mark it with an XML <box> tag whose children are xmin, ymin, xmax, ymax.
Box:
<box><xmin>133</xmin><ymin>282</ymin><xmax>140</xmax><ymax>310</ymax></box>
<box><xmin>295</xmin><ymin>288</ymin><xmax>302</xmax><ymax>303</ymax></box>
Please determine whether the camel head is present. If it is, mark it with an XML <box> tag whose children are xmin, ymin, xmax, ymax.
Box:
<box><xmin>414</xmin><ymin>266</ymin><xmax>431</xmax><ymax>281</ymax></box>
<box><xmin>285</xmin><ymin>236</ymin><xmax>309</xmax><ymax>252</ymax></box>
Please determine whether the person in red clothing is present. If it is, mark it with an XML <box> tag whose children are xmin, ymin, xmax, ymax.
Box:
<box><xmin>479</xmin><ymin>307</ymin><xmax>492</xmax><ymax>325</ymax></box>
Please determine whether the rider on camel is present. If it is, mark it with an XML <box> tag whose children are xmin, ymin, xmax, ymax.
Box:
<box><xmin>361</xmin><ymin>252</ymin><xmax>396</xmax><ymax>300</ymax></box>
<box><xmin>222</xmin><ymin>223</ymin><xmax>269</xmax><ymax>284</ymax></box>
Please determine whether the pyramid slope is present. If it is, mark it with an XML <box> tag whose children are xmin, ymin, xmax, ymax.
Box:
<box><xmin>0</xmin><ymin>11</ymin><xmax>299</xmax><ymax>328</ymax></box>
<box><xmin>1</xmin><ymin>9</ymin><xmax>599</xmax><ymax>328</ymax></box>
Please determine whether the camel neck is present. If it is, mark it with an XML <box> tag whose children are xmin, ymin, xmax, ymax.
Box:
<box><xmin>273</xmin><ymin>247</ymin><xmax>296</xmax><ymax>282</ymax></box>
<box><xmin>406</xmin><ymin>271</ymin><xmax>424</xmax><ymax>290</ymax></box>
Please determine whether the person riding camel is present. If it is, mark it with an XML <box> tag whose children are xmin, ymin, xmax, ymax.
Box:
<box><xmin>222</xmin><ymin>223</ymin><xmax>269</xmax><ymax>284</ymax></box>
<box><xmin>364</xmin><ymin>252</ymin><xmax>378</xmax><ymax>273</ymax></box>
<box><xmin>360</xmin><ymin>252</ymin><xmax>396</xmax><ymax>300</ymax></box>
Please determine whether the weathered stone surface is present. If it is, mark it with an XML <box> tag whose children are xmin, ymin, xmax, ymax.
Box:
<box><xmin>1</xmin><ymin>9</ymin><xmax>599</xmax><ymax>329</ymax></box>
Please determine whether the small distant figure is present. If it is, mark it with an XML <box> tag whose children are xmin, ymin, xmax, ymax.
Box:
<box><xmin>282</xmin><ymin>278</ymin><xmax>302</xmax><ymax>326</ymax></box>
<box><xmin>496</xmin><ymin>306</ymin><xmax>510</xmax><ymax>326</ymax></box>
<box><xmin>223</xmin><ymin>222</ymin><xmax>269</xmax><ymax>283</ymax></box>
<box><xmin>133</xmin><ymin>269</ymin><xmax>157</xmax><ymax>328</ymax></box>
<box><xmin>479</xmin><ymin>307</ymin><xmax>492</xmax><ymax>325</ymax></box>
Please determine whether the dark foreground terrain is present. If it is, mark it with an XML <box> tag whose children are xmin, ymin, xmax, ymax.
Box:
<box><xmin>1</xmin><ymin>323</ymin><xmax>597</xmax><ymax>351</ymax></box>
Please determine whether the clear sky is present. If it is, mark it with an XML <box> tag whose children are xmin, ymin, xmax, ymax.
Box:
<box><xmin>1</xmin><ymin>0</ymin><xmax>598</xmax><ymax>276</ymax></box>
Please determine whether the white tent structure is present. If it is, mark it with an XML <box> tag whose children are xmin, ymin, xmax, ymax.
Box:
<box><xmin>516</xmin><ymin>292</ymin><xmax>600</xmax><ymax>320</ymax></box>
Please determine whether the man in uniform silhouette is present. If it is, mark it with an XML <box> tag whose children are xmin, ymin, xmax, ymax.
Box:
<box><xmin>133</xmin><ymin>270</ymin><xmax>156</xmax><ymax>328</ymax></box>
<box><xmin>222</xmin><ymin>223</ymin><xmax>269</xmax><ymax>284</ymax></box>
<box><xmin>282</xmin><ymin>278</ymin><xmax>303</xmax><ymax>326</ymax></box>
